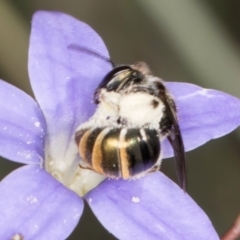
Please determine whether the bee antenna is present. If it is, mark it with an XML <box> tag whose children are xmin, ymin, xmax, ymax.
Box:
<box><xmin>68</xmin><ymin>44</ymin><xmax>115</xmax><ymax>67</ymax></box>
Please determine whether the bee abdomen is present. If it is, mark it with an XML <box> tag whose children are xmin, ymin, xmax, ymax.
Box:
<box><xmin>122</xmin><ymin>128</ymin><xmax>160</xmax><ymax>178</ymax></box>
<box><xmin>76</xmin><ymin>127</ymin><xmax>160</xmax><ymax>179</ymax></box>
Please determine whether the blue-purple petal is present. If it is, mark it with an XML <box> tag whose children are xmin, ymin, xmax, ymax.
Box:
<box><xmin>28</xmin><ymin>11</ymin><xmax>112</xmax><ymax>145</ymax></box>
<box><xmin>0</xmin><ymin>165</ymin><xmax>83</xmax><ymax>240</ymax></box>
<box><xmin>86</xmin><ymin>172</ymin><xmax>219</xmax><ymax>240</ymax></box>
<box><xmin>0</xmin><ymin>80</ymin><xmax>46</xmax><ymax>164</ymax></box>
<box><xmin>163</xmin><ymin>82</ymin><xmax>240</xmax><ymax>157</ymax></box>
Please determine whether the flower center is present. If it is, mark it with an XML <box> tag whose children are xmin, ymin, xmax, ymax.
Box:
<box><xmin>44</xmin><ymin>135</ymin><xmax>105</xmax><ymax>196</ymax></box>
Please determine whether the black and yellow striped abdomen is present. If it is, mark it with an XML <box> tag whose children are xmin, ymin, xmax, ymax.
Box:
<box><xmin>76</xmin><ymin>127</ymin><xmax>160</xmax><ymax>179</ymax></box>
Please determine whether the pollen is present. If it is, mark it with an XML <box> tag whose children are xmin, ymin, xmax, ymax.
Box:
<box><xmin>131</xmin><ymin>196</ymin><xmax>140</xmax><ymax>203</ymax></box>
<box><xmin>26</xmin><ymin>195</ymin><xmax>38</xmax><ymax>204</ymax></box>
<box><xmin>34</xmin><ymin>121</ymin><xmax>40</xmax><ymax>127</ymax></box>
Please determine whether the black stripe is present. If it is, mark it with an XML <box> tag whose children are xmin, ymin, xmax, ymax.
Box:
<box><xmin>125</xmin><ymin>129</ymin><xmax>143</xmax><ymax>176</ymax></box>
<box><xmin>101</xmin><ymin>128</ymin><xmax>121</xmax><ymax>177</ymax></box>
<box><xmin>75</xmin><ymin>129</ymin><xmax>85</xmax><ymax>145</ymax></box>
<box><xmin>84</xmin><ymin>128</ymin><xmax>102</xmax><ymax>164</ymax></box>
<box><xmin>125</xmin><ymin>129</ymin><xmax>160</xmax><ymax>176</ymax></box>
<box><xmin>144</xmin><ymin>129</ymin><xmax>160</xmax><ymax>163</ymax></box>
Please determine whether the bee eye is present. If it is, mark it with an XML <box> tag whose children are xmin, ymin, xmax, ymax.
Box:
<box><xmin>106</xmin><ymin>79</ymin><xmax>121</xmax><ymax>91</ymax></box>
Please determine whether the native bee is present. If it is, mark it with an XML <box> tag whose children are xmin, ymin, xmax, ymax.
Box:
<box><xmin>70</xmin><ymin>45</ymin><xmax>186</xmax><ymax>190</ymax></box>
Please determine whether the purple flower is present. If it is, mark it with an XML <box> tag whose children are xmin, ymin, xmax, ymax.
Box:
<box><xmin>0</xmin><ymin>10</ymin><xmax>239</xmax><ymax>240</ymax></box>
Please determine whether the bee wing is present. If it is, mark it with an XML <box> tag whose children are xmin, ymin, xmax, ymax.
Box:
<box><xmin>162</xmin><ymin>93</ymin><xmax>187</xmax><ymax>191</ymax></box>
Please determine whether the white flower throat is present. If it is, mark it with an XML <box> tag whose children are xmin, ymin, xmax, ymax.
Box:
<box><xmin>44</xmin><ymin>88</ymin><xmax>164</xmax><ymax>196</ymax></box>
<box><xmin>44</xmin><ymin>134</ymin><xmax>105</xmax><ymax>197</ymax></box>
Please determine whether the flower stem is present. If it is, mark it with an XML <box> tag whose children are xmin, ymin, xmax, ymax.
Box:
<box><xmin>221</xmin><ymin>214</ymin><xmax>240</xmax><ymax>240</ymax></box>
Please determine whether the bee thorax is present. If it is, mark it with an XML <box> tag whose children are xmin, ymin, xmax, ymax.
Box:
<box><xmin>119</xmin><ymin>92</ymin><xmax>164</xmax><ymax>128</ymax></box>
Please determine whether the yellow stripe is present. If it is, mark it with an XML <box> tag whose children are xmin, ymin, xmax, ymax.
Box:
<box><xmin>119</xmin><ymin>128</ymin><xmax>130</xmax><ymax>179</ymax></box>
<box><xmin>92</xmin><ymin>128</ymin><xmax>111</xmax><ymax>174</ymax></box>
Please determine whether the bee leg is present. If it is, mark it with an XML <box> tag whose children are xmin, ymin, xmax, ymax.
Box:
<box><xmin>79</xmin><ymin>164</ymin><xmax>94</xmax><ymax>171</ymax></box>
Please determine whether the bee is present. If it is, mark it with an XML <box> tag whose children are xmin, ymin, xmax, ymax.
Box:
<box><xmin>70</xmin><ymin>45</ymin><xmax>186</xmax><ymax>190</ymax></box>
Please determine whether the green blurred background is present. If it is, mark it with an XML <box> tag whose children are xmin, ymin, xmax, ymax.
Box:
<box><xmin>0</xmin><ymin>0</ymin><xmax>240</xmax><ymax>239</ymax></box>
